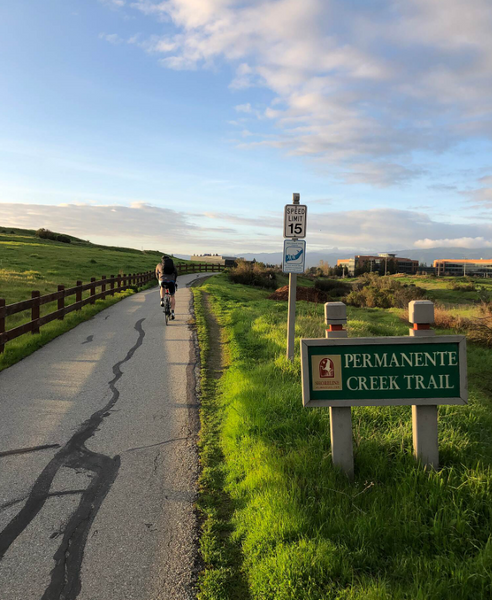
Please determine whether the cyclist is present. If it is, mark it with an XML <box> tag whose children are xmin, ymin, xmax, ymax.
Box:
<box><xmin>156</xmin><ymin>255</ymin><xmax>178</xmax><ymax>319</ymax></box>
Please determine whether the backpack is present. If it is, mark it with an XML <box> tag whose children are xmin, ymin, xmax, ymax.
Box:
<box><xmin>163</xmin><ymin>258</ymin><xmax>175</xmax><ymax>275</ymax></box>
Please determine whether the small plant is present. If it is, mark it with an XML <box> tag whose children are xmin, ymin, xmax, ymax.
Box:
<box><xmin>90</xmin><ymin>259</ymin><xmax>97</xmax><ymax>264</ymax></box>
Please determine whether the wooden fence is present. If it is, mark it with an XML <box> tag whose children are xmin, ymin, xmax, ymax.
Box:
<box><xmin>0</xmin><ymin>262</ymin><xmax>224</xmax><ymax>354</ymax></box>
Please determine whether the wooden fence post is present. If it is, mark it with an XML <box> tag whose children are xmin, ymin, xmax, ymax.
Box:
<box><xmin>110</xmin><ymin>275</ymin><xmax>115</xmax><ymax>295</ymax></box>
<box><xmin>76</xmin><ymin>281</ymin><xmax>82</xmax><ymax>309</ymax></box>
<box><xmin>0</xmin><ymin>298</ymin><xmax>5</xmax><ymax>354</ymax></box>
<box><xmin>117</xmin><ymin>274</ymin><xmax>121</xmax><ymax>291</ymax></box>
<box><xmin>409</xmin><ymin>300</ymin><xmax>439</xmax><ymax>470</ymax></box>
<box><xmin>90</xmin><ymin>278</ymin><xmax>96</xmax><ymax>304</ymax></box>
<box><xmin>102</xmin><ymin>275</ymin><xmax>106</xmax><ymax>298</ymax></box>
<box><xmin>58</xmin><ymin>285</ymin><xmax>65</xmax><ymax>320</ymax></box>
<box><xmin>32</xmin><ymin>291</ymin><xmax>40</xmax><ymax>334</ymax></box>
<box><xmin>325</xmin><ymin>302</ymin><xmax>354</xmax><ymax>480</ymax></box>
<box><xmin>123</xmin><ymin>274</ymin><xmax>127</xmax><ymax>290</ymax></box>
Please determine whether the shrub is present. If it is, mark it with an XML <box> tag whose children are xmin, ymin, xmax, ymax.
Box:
<box><xmin>228</xmin><ymin>260</ymin><xmax>277</xmax><ymax>289</ymax></box>
<box><xmin>449</xmin><ymin>281</ymin><xmax>476</xmax><ymax>292</ymax></box>
<box><xmin>314</xmin><ymin>279</ymin><xmax>351</xmax><ymax>296</ymax></box>
<box><xmin>36</xmin><ymin>228</ymin><xmax>56</xmax><ymax>240</ymax></box>
<box><xmin>346</xmin><ymin>273</ymin><xmax>426</xmax><ymax>308</ymax></box>
<box><xmin>35</xmin><ymin>228</ymin><xmax>71</xmax><ymax>243</ymax></box>
<box><xmin>90</xmin><ymin>259</ymin><xmax>97</xmax><ymax>264</ymax></box>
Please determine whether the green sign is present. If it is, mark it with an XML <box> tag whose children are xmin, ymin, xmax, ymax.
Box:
<box><xmin>300</xmin><ymin>336</ymin><xmax>467</xmax><ymax>407</ymax></box>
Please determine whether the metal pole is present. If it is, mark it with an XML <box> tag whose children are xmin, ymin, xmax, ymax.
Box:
<box><xmin>286</xmin><ymin>193</ymin><xmax>300</xmax><ymax>361</ymax></box>
<box><xmin>286</xmin><ymin>272</ymin><xmax>297</xmax><ymax>361</ymax></box>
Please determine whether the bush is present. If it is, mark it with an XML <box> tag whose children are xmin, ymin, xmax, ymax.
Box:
<box><xmin>449</xmin><ymin>281</ymin><xmax>476</xmax><ymax>292</ymax></box>
<box><xmin>35</xmin><ymin>228</ymin><xmax>71</xmax><ymax>243</ymax></box>
<box><xmin>314</xmin><ymin>279</ymin><xmax>351</xmax><ymax>296</ymax></box>
<box><xmin>346</xmin><ymin>273</ymin><xmax>426</xmax><ymax>308</ymax></box>
<box><xmin>228</xmin><ymin>261</ymin><xmax>277</xmax><ymax>289</ymax></box>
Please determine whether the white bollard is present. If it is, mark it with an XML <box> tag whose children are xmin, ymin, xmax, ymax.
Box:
<box><xmin>325</xmin><ymin>302</ymin><xmax>354</xmax><ymax>480</ymax></box>
<box><xmin>408</xmin><ymin>300</ymin><xmax>439</xmax><ymax>469</ymax></box>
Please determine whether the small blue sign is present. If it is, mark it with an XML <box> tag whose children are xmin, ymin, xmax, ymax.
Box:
<box><xmin>283</xmin><ymin>240</ymin><xmax>306</xmax><ymax>273</ymax></box>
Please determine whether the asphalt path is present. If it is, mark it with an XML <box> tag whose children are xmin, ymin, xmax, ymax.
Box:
<box><xmin>0</xmin><ymin>273</ymin><xmax>213</xmax><ymax>600</ymax></box>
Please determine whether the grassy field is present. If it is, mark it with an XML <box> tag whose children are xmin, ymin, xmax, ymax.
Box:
<box><xmin>0</xmin><ymin>227</ymin><xmax>187</xmax><ymax>370</ymax></box>
<box><xmin>395</xmin><ymin>275</ymin><xmax>492</xmax><ymax>316</ymax></box>
<box><xmin>193</xmin><ymin>275</ymin><xmax>492</xmax><ymax>600</ymax></box>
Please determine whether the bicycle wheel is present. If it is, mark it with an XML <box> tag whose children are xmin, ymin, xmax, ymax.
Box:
<box><xmin>164</xmin><ymin>298</ymin><xmax>170</xmax><ymax>325</ymax></box>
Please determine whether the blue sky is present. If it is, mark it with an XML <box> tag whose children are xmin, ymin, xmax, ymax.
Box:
<box><xmin>1</xmin><ymin>0</ymin><xmax>492</xmax><ymax>256</ymax></box>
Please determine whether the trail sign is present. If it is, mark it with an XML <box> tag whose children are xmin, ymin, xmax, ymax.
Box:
<box><xmin>284</xmin><ymin>204</ymin><xmax>307</xmax><ymax>238</ymax></box>
<box><xmin>283</xmin><ymin>240</ymin><xmax>306</xmax><ymax>273</ymax></box>
<box><xmin>301</xmin><ymin>336</ymin><xmax>467</xmax><ymax>408</ymax></box>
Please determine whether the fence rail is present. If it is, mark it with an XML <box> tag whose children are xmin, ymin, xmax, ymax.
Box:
<box><xmin>0</xmin><ymin>262</ymin><xmax>223</xmax><ymax>353</ymax></box>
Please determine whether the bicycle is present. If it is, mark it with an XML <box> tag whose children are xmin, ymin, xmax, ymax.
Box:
<box><xmin>162</xmin><ymin>286</ymin><xmax>172</xmax><ymax>325</ymax></box>
<box><xmin>161</xmin><ymin>281</ymin><xmax>177</xmax><ymax>325</ymax></box>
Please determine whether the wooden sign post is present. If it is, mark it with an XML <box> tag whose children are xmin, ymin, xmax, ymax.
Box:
<box><xmin>301</xmin><ymin>301</ymin><xmax>467</xmax><ymax>478</ymax></box>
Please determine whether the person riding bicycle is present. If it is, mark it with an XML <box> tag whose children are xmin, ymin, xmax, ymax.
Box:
<box><xmin>156</xmin><ymin>255</ymin><xmax>178</xmax><ymax>319</ymax></box>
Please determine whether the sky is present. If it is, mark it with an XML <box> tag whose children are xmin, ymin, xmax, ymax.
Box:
<box><xmin>1</xmin><ymin>0</ymin><xmax>492</xmax><ymax>257</ymax></box>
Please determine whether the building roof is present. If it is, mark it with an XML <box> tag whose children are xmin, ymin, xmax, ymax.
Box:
<box><xmin>433</xmin><ymin>258</ymin><xmax>492</xmax><ymax>265</ymax></box>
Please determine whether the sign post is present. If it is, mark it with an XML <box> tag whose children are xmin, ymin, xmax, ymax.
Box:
<box><xmin>284</xmin><ymin>193</ymin><xmax>307</xmax><ymax>361</ymax></box>
<box><xmin>409</xmin><ymin>300</ymin><xmax>439</xmax><ymax>468</ymax></box>
<box><xmin>324</xmin><ymin>302</ymin><xmax>354</xmax><ymax>479</ymax></box>
<box><xmin>301</xmin><ymin>301</ymin><xmax>467</xmax><ymax>477</ymax></box>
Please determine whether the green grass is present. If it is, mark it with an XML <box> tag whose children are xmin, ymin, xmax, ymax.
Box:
<box><xmin>195</xmin><ymin>275</ymin><xmax>492</xmax><ymax>600</ymax></box>
<box><xmin>276</xmin><ymin>274</ymin><xmax>316</xmax><ymax>288</ymax></box>
<box><xmin>395</xmin><ymin>275</ymin><xmax>492</xmax><ymax>310</ymax></box>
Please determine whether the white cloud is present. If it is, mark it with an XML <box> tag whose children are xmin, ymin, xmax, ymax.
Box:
<box><xmin>3</xmin><ymin>202</ymin><xmax>492</xmax><ymax>254</ymax></box>
<box><xmin>127</xmin><ymin>0</ymin><xmax>492</xmax><ymax>186</ymax></box>
<box><xmin>415</xmin><ymin>237</ymin><xmax>492</xmax><ymax>249</ymax></box>
<box><xmin>303</xmin><ymin>208</ymin><xmax>492</xmax><ymax>251</ymax></box>
<box><xmin>100</xmin><ymin>0</ymin><xmax>126</xmax><ymax>8</ymax></box>
<box><xmin>99</xmin><ymin>33</ymin><xmax>124</xmax><ymax>45</ymax></box>
<box><xmin>235</xmin><ymin>103</ymin><xmax>252</xmax><ymax>113</ymax></box>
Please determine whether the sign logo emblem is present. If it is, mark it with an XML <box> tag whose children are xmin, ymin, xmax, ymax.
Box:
<box><xmin>319</xmin><ymin>357</ymin><xmax>335</xmax><ymax>378</ymax></box>
<box><xmin>312</xmin><ymin>355</ymin><xmax>342</xmax><ymax>391</ymax></box>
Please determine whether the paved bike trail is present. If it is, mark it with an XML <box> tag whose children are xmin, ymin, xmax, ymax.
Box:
<box><xmin>0</xmin><ymin>273</ymin><xmax>212</xmax><ymax>600</ymax></box>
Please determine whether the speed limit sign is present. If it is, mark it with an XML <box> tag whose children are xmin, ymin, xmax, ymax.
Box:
<box><xmin>284</xmin><ymin>204</ymin><xmax>307</xmax><ymax>238</ymax></box>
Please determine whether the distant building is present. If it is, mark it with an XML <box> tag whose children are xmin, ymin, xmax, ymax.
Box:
<box><xmin>191</xmin><ymin>254</ymin><xmax>239</xmax><ymax>267</ymax></box>
<box><xmin>433</xmin><ymin>259</ymin><xmax>492</xmax><ymax>277</ymax></box>
<box><xmin>337</xmin><ymin>253</ymin><xmax>419</xmax><ymax>276</ymax></box>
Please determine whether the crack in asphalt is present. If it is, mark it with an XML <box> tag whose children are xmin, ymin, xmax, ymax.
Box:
<box><xmin>123</xmin><ymin>437</ymin><xmax>189</xmax><ymax>453</ymax></box>
<box><xmin>0</xmin><ymin>318</ymin><xmax>146</xmax><ymax>600</ymax></box>
<box><xmin>0</xmin><ymin>443</ymin><xmax>61</xmax><ymax>459</ymax></box>
<box><xmin>0</xmin><ymin>490</ymin><xmax>88</xmax><ymax>513</ymax></box>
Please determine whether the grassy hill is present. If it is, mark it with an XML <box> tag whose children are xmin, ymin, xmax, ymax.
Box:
<box><xmin>0</xmin><ymin>227</ymin><xmax>189</xmax><ymax>370</ymax></box>
<box><xmin>0</xmin><ymin>226</ymin><xmax>187</xmax><ymax>305</ymax></box>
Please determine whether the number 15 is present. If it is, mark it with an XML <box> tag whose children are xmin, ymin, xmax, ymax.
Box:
<box><xmin>288</xmin><ymin>223</ymin><xmax>303</xmax><ymax>235</ymax></box>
